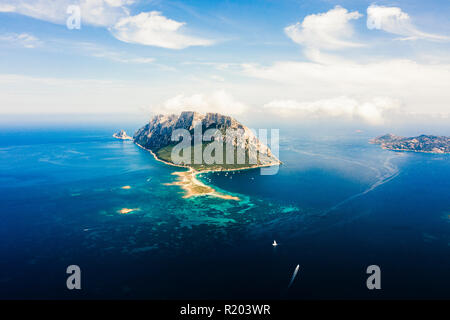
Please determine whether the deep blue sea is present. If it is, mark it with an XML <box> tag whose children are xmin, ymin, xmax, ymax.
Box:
<box><xmin>0</xmin><ymin>127</ymin><xmax>449</xmax><ymax>299</ymax></box>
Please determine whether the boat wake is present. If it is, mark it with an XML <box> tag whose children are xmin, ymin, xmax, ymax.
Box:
<box><xmin>325</xmin><ymin>153</ymin><xmax>403</xmax><ymax>214</ymax></box>
<box><xmin>247</xmin><ymin>148</ymin><xmax>407</xmax><ymax>239</ymax></box>
<box><xmin>287</xmin><ymin>146</ymin><xmax>404</xmax><ymax>214</ymax></box>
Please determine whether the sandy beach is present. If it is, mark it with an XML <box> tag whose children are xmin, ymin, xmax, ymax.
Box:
<box><xmin>164</xmin><ymin>169</ymin><xmax>241</xmax><ymax>200</ymax></box>
<box><xmin>118</xmin><ymin>208</ymin><xmax>139</xmax><ymax>214</ymax></box>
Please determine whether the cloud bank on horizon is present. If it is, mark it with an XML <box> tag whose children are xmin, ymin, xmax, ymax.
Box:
<box><xmin>263</xmin><ymin>96</ymin><xmax>400</xmax><ymax>125</ymax></box>
<box><xmin>148</xmin><ymin>90</ymin><xmax>248</xmax><ymax>116</ymax></box>
<box><xmin>0</xmin><ymin>0</ymin><xmax>449</xmax><ymax>125</ymax></box>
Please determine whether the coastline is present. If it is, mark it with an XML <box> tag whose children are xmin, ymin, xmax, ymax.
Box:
<box><xmin>135</xmin><ymin>142</ymin><xmax>281</xmax><ymax>173</ymax></box>
<box><xmin>135</xmin><ymin>142</ymin><xmax>281</xmax><ymax>200</ymax></box>
<box><xmin>164</xmin><ymin>169</ymin><xmax>241</xmax><ymax>201</ymax></box>
<box><xmin>135</xmin><ymin>142</ymin><xmax>192</xmax><ymax>169</ymax></box>
<box><xmin>370</xmin><ymin>142</ymin><xmax>450</xmax><ymax>155</ymax></box>
<box><xmin>380</xmin><ymin>146</ymin><xmax>449</xmax><ymax>154</ymax></box>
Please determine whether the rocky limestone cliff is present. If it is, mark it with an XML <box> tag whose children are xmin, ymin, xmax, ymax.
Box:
<box><xmin>133</xmin><ymin>111</ymin><xmax>280</xmax><ymax>169</ymax></box>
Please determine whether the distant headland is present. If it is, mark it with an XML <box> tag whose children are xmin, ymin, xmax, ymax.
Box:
<box><xmin>371</xmin><ymin>134</ymin><xmax>450</xmax><ymax>154</ymax></box>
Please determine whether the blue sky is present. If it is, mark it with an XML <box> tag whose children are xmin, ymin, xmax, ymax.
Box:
<box><xmin>0</xmin><ymin>0</ymin><xmax>449</xmax><ymax>126</ymax></box>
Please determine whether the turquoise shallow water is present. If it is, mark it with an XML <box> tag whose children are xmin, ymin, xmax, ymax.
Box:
<box><xmin>0</xmin><ymin>128</ymin><xmax>449</xmax><ymax>299</ymax></box>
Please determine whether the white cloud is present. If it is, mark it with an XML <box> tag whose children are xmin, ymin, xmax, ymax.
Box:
<box><xmin>0</xmin><ymin>0</ymin><xmax>132</xmax><ymax>26</ymax></box>
<box><xmin>210</xmin><ymin>75</ymin><xmax>225</xmax><ymax>82</ymax></box>
<box><xmin>0</xmin><ymin>32</ymin><xmax>41</xmax><ymax>48</ymax></box>
<box><xmin>285</xmin><ymin>6</ymin><xmax>363</xmax><ymax>50</ymax></box>
<box><xmin>239</xmin><ymin>55</ymin><xmax>450</xmax><ymax>116</ymax></box>
<box><xmin>263</xmin><ymin>96</ymin><xmax>400</xmax><ymax>125</ymax></box>
<box><xmin>91</xmin><ymin>52</ymin><xmax>154</xmax><ymax>63</ymax></box>
<box><xmin>245</xmin><ymin>5</ymin><xmax>450</xmax><ymax>120</ymax></box>
<box><xmin>149</xmin><ymin>90</ymin><xmax>248</xmax><ymax>115</ymax></box>
<box><xmin>0</xmin><ymin>4</ymin><xmax>15</xmax><ymax>12</ymax></box>
<box><xmin>104</xmin><ymin>0</ymin><xmax>134</xmax><ymax>7</ymax></box>
<box><xmin>111</xmin><ymin>11</ymin><xmax>214</xmax><ymax>49</ymax></box>
<box><xmin>0</xmin><ymin>73</ymin><xmax>150</xmax><ymax>114</ymax></box>
<box><xmin>86</xmin><ymin>45</ymin><xmax>155</xmax><ymax>63</ymax></box>
<box><xmin>367</xmin><ymin>4</ymin><xmax>449</xmax><ymax>41</ymax></box>
<box><xmin>1</xmin><ymin>2</ymin><xmax>213</xmax><ymax>49</ymax></box>
<box><xmin>125</xmin><ymin>57</ymin><xmax>155</xmax><ymax>64</ymax></box>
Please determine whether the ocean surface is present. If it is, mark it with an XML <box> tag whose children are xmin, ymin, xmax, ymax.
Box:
<box><xmin>0</xmin><ymin>127</ymin><xmax>449</xmax><ymax>299</ymax></box>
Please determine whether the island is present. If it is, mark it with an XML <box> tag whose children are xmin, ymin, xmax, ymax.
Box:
<box><xmin>133</xmin><ymin>111</ymin><xmax>281</xmax><ymax>199</ymax></box>
<box><xmin>113</xmin><ymin>130</ymin><xmax>133</xmax><ymax>140</ymax></box>
<box><xmin>371</xmin><ymin>134</ymin><xmax>450</xmax><ymax>154</ymax></box>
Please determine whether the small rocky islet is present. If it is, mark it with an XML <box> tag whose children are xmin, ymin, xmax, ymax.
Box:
<box><xmin>113</xmin><ymin>130</ymin><xmax>133</xmax><ymax>140</ymax></box>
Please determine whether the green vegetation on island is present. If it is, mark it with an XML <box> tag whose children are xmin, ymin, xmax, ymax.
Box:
<box><xmin>134</xmin><ymin>111</ymin><xmax>280</xmax><ymax>172</ymax></box>
<box><xmin>371</xmin><ymin>134</ymin><xmax>450</xmax><ymax>154</ymax></box>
